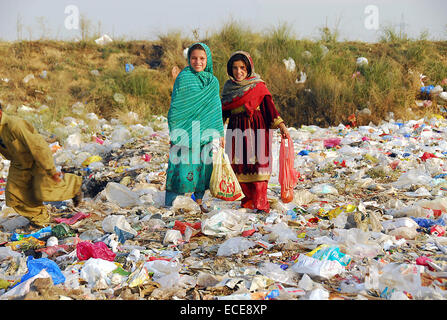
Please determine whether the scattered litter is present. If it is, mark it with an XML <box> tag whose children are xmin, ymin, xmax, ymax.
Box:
<box><xmin>1</xmin><ymin>105</ymin><xmax>447</xmax><ymax>301</ymax></box>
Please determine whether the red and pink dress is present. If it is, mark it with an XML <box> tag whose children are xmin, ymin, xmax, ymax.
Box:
<box><xmin>221</xmin><ymin>51</ymin><xmax>284</xmax><ymax>213</ymax></box>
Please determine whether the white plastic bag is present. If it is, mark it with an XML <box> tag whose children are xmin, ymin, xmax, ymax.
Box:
<box><xmin>259</xmin><ymin>262</ymin><xmax>296</xmax><ymax>285</ymax></box>
<box><xmin>216</xmin><ymin>237</ymin><xmax>255</xmax><ymax>256</ymax></box>
<box><xmin>209</xmin><ymin>147</ymin><xmax>244</xmax><ymax>201</ymax></box>
<box><xmin>163</xmin><ymin>229</ymin><xmax>183</xmax><ymax>245</ymax></box>
<box><xmin>201</xmin><ymin>209</ymin><xmax>247</xmax><ymax>237</ymax></box>
<box><xmin>79</xmin><ymin>258</ymin><xmax>117</xmax><ymax>288</ymax></box>
<box><xmin>172</xmin><ymin>195</ymin><xmax>200</xmax><ymax>213</ymax></box>
<box><xmin>265</xmin><ymin>222</ymin><xmax>298</xmax><ymax>243</ymax></box>
<box><xmin>291</xmin><ymin>254</ymin><xmax>345</xmax><ymax>279</ymax></box>
<box><xmin>102</xmin><ymin>215</ymin><xmax>138</xmax><ymax>236</ymax></box>
<box><xmin>105</xmin><ymin>182</ymin><xmax>141</xmax><ymax>208</ymax></box>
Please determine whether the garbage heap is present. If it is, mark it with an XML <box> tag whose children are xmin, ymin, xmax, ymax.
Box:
<box><xmin>1</xmin><ymin>109</ymin><xmax>447</xmax><ymax>301</ymax></box>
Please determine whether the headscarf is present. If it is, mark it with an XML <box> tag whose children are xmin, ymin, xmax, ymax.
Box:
<box><xmin>221</xmin><ymin>51</ymin><xmax>271</xmax><ymax>119</ymax></box>
<box><xmin>168</xmin><ymin>42</ymin><xmax>224</xmax><ymax>147</ymax></box>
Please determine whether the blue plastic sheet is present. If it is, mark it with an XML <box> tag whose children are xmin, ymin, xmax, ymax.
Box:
<box><xmin>13</xmin><ymin>256</ymin><xmax>65</xmax><ymax>288</ymax></box>
<box><xmin>412</xmin><ymin>217</ymin><xmax>445</xmax><ymax>229</ymax></box>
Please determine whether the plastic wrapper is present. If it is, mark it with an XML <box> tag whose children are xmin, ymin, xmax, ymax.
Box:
<box><xmin>307</xmin><ymin>245</ymin><xmax>352</xmax><ymax>267</ymax></box>
<box><xmin>11</xmin><ymin>226</ymin><xmax>52</xmax><ymax>241</ymax></box>
<box><xmin>7</xmin><ymin>237</ymin><xmax>46</xmax><ymax>251</ymax></box>
<box><xmin>378</xmin><ymin>263</ymin><xmax>424</xmax><ymax>298</ymax></box>
<box><xmin>310</xmin><ymin>183</ymin><xmax>338</xmax><ymax>195</ymax></box>
<box><xmin>82</xmin><ymin>155</ymin><xmax>102</xmax><ymax>167</ymax></box>
<box><xmin>0</xmin><ymin>247</ymin><xmax>22</xmax><ymax>261</ymax></box>
<box><xmin>36</xmin><ymin>244</ymin><xmax>74</xmax><ymax>257</ymax></box>
<box><xmin>128</xmin><ymin>266</ymin><xmax>150</xmax><ymax>288</ymax></box>
<box><xmin>173</xmin><ymin>220</ymin><xmax>201</xmax><ymax>236</ymax></box>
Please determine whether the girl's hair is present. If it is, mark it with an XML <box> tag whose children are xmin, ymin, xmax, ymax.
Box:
<box><xmin>227</xmin><ymin>53</ymin><xmax>252</xmax><ymax>78</ymax></box>
<box><xmin>188</xmin><ymin>43</ymin><xmax>206</xmax><ymax>59</ymax></box>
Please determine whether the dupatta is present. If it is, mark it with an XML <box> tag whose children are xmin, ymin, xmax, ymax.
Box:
<box><xmin>221</xmin><ymin>51</ymin><xmax>271</xmax><ymax>119</ymax></box>
<box><xmin>168</xmin><ymin>42</ymin><xmax>224</xmax><ymax>147</ymax></box>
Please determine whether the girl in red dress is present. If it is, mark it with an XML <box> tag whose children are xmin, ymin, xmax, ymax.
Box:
<box><xmin>221</xmin><ymin>51</ymin><xmax>290</xmax><ymax>213</ymax></box>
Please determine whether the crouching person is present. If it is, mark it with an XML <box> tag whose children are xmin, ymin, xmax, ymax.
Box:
<box><xmin>0</xmin><ymin>103</ymin><xmax>83</xmax><ymax>227</ymax></box>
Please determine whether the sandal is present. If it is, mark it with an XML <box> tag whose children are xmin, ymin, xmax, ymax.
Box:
<box><xmin>200</xmin><ymin>204</ymin><xmax>210</xmax><ymax>213</ymax></box>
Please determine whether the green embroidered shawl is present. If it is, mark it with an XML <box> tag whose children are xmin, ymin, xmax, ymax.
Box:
<box><xmin>167</xmin><ymin>42</ymin><xmax>224</xmax><ymax>147</ymax></box>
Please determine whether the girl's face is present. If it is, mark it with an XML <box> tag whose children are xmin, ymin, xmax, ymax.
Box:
<box><xmin>189</xmin><ymin>49</ymin><xmax>207</xmax><ymax>72</ymax></box>
<box><xmin>232</xmin><ymin>60</ymin><xmax>248</xmax><ymax>81</ymax></box>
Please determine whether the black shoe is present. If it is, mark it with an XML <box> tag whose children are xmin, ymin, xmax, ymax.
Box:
<box><xmin>73</xmin><ymin>191</ymin><xmax>84</xmax><ymax>207</ymax></box>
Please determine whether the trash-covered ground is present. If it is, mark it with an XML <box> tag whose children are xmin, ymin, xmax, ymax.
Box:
<box><xmin>2</xmin><ymin>103</ymin><xmax>447</xmax><ymax>300</ymax></box>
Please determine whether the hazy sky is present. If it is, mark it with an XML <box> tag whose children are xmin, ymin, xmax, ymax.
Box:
<box><xmin>0</xmin><ymin>0</ymin><xmax>446</xmax><ymax>42</ymax></box>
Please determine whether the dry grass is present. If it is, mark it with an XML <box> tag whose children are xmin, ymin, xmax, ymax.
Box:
<box><xmin>0</xmin><ymin>22</ymin><xmax>446</xmax><ymax>133</ymax></box>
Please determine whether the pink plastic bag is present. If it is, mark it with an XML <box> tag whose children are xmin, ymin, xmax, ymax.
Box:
<box><xmin>53</xmin><ymin>212</ymin><xmax>90</xmax><ymax>225</ymax></box>
<box><xmin>323</xmin><ymin>138</ymin><xmax>341</xmax><ymax>149</ymax></box>
<box><xmin>76</xmin><ymin>241</ymin><xmax>116</xmax><ymax>261</ymax></box>
<box><xmin>279</xmin><ymin>137</ymin><xmax>299</xmax><ymax>203</ymax></box>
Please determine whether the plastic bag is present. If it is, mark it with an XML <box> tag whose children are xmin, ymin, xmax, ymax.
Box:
<box><xmin>279</xmin><ymin>137</ymin><xmax>299</xmax><ymax>203</ymax></box>
<box><xmin>53</xmin><ymin>212</ymin><xmax>90</xmax><ymax>225</ymax></box>
<box><xmin>0</xmin><ymin>269</ymin><xmax>52</xmax><ymax>300</ymax></box>
<box><xmin>102</xmin><ymin>215</ymin><xmax>138</xmax><ymax>237</ymax></box>
<box><xmin>201</xmin><ymin>209</ymin><xmax>247</xmax><ymax>237</ymax></box>
<box><xmin>79</xmin><ymin>258</ymin><xmax>117</xmax><ymax>288</ymax></box>
<box><xmin>210</xmin><ymin>147</ymin><xmax>244</xmax><ymax>201</ymax></box>
<box><xmin>16</xmin><ymin>256</ymin><xmax>65</xmax><ymax>287</ymax></box>
<box><xmin>323</xmin><ymin>138</ymin><xmax>341</xmax><ymax>148</ymax></box>
<box><xmin>51</xmin><ymin>223</ymin><xmax>76</xmax><ymax>239</ymax></box>
<box><xmin>307</xmin><ymin>244</ymin><xmax>352</xmax><ymax>267</ymax></box>
<box><xmin>259</xmin><ymin>262</ymin><xmax>296</xmax><ymax>285</ymax></box>
<box><xmin>76</xmin><ymin>241</ymin><xmax>116</xmax><ymax>261</ymax></box>
<box><xmin>378</xmin><ymin>263</ymin><xmax>424</xmax><ymax>297</ymax></box>
<box><xmin>291</xmin><ymin>254</ymin><xmax>345</xmax><ymax>279</ymax></box>
<box><xmin>104</xmin><ymin>182</ymin><xmax>141</xmax><ymax>207</ymax></box>
<box><xmin>172</xmin><ymin>196</ymin><xmax>200</xmax><ymax>213</ymax></box>
<box><xmin>216</xmin><ymin>237</ymin><xmax>256</xmax><ymax>256</ymax></box>
<box><xmin>265</xmin><ymin>222</ymin><xmax>298</xmax><ymax>243</ymax></box>
<box><xmin>163</xmin><ymin>230</ymin><xmax>183</xmax><ymax>245</ymax></box>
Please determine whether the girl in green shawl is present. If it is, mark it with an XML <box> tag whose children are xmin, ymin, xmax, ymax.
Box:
<box><xmin>165</xmin><ymin>43</ymin><xmax>224</xmax><ymax>213</ymax></box>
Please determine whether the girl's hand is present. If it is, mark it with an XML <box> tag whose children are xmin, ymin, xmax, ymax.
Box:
<box><xmin>52</xmin><ymin>172</ymin><xmax>62</xmax><ymax>183</ymax></box>
<box><xmin>279</xmin><ymin>122</ymin><xmax>290</xmax><ymax>139</ymax></box>
<box><xmin>220</xmin><ymin>137</ymin><xmax>225</xmax><ymax>148</ymax></box>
